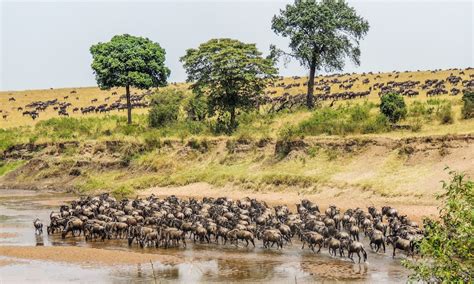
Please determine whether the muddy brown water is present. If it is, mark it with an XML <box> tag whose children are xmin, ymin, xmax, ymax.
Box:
<box><xmin>0</xmin><ymin>189</ymin><xmax>411</xmax><ymax>283</ymax></box>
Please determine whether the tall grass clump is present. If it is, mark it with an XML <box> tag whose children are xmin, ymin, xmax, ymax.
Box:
<box><xmin>296</xmin><ymin>103</ymin><xmax>388</xmax><ymax>136</ymax></box>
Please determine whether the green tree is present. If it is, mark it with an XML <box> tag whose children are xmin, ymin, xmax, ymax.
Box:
<box><xmin>462</xmin><ymin>90</ymin><xmax>474</xmax><ymax>119</ymax></box>
<box><xmin>180</xmin><ymin>38</ymin><xmax>277</xmax><ymax>132</ymax></box>
<box><xmin>380</xmin><ymin>93</ymin><xmax>407</xmax><ymax>123</ymax></box>
<box><xmin>403</xmin><ymin>170</ymin><xmax>473</xmax><ymax>282</ymax></box>
<box><xmin>271</xmin><ymin>0</ymin><xmax>369</xmax><ymax>108</ymax></box>
<box><xmin>149</xmin><ymin>88</ymin><xmax>184</xmax><ymax>128</ymax></box>
<box><xmin>90</xmin><ymin>34</ymin><xmax>170</xmax><ymax>124</ymax></box>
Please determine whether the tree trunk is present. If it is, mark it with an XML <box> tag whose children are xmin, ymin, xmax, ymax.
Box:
<box><xmin>230</xmin><ymin>107</ymin><xmax>236</xmax><ymax>130</ymax></box>
<box><xmin>307</xmin><ymin>61</ymin><xmax>317</xmax><ymax>109</ymax></box>
<box><xmin>126</xmin><ymin>84</ymin><xmax>132</xmax><ymax>124</ymax></box>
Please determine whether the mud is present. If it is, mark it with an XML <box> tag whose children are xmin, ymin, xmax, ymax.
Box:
<box><xmin>0</xmin><ymin>189</ymin><xmax>412</xmax><ymax>283</ymax></box>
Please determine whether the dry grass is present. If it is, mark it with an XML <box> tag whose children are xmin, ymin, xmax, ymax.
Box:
<box><xmin>1</xmin><ymin>68</ymin><xmax>472</xmax><ymax>129</ymax></box>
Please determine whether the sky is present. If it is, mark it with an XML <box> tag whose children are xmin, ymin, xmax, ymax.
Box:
<box><xmin>0</xmin><ymin>0</ymin><xmax>473</xmax><ymax>91</ymax></box>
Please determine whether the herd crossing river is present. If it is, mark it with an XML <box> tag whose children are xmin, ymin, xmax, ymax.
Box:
<box><xmin>0</xmin><ymin>189</ymin><xmax>416</xmax><ymax>283</ymax></box>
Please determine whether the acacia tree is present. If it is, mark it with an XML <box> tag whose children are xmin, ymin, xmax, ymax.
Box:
<box><xmin>90</xmin><ymin>34</ymin><xmax>170</xmax><ymax>124</ymax></box>
<box><xmin>180</xmin><ymin>38</ymin><xmax>277</xmax><ymax>132</ymax></box>
<box><xmin>271</xmin><ymin>0</ymin><xmax>369</xmax><ymax>108</ymax></box>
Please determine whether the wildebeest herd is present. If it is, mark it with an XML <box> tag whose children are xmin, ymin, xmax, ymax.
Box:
<box><xmin>262</xmin><ymin>68</ymin><xmax>474</xmax><ymax>113</ymax></box>
<box><xmin>1</xmin><ymin>90</ymin><xmax>150</xmax><ymax>121</ymax></box>
<box><xmin>1</xmin><ymin>68</ymin><xmax>473</xmax><ymax>121</ymax></box>
<box><xmin>36</xmin><ymin>193</ymin><xmax>424</xmax><ymax>263</ymax></box>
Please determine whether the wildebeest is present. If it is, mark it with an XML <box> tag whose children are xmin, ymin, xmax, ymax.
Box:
<box><xmin>33</xmin><ymin>218</ymin><xmax>43</xmax><ymax>234</ymax></box>
<box><xmin>38</xmin><ymin>193</ymin><xmax>426</xmax><ymax>265</ymax></box>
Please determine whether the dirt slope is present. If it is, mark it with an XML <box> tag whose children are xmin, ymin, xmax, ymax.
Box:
<box><xmin>1</xmin><ymin>134</ymin><xmax>472</xmax><ymax>210</ymax></box>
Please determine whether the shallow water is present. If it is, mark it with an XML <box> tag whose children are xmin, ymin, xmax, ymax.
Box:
<box><xmin>0</xmin><ymin>189</ymin><xmax>411</xmax><ymax>283</ymax></box>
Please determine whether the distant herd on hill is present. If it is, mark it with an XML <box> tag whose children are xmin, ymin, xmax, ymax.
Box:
<box><xmin>1</xmin><ymin>68</ymin><xmax>473</xmax><ymax>121</ymax></box>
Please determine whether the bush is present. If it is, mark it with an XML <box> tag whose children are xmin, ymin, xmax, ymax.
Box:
<box><xmin>403</xmin><ymin>170</ymin><xmax>473</xmax><ymax>282</ymax></box>
<box><xmin>436</xmin><ymin>103</ymin><xmax>454</xmax><ymax>124</ymax></box>
<box><xmin>296</xmin><ymin>103</ymin><xmax>388</xmax><ymax>136</ymax></box>
<box><xmin>462</xmin><ymin>91</ymin><xmax>474</xmax><ymax>119</ymax></box>
<box><xmin>409</xmin><ymin>101</ymin><xmax>430</xmax><ymax>118</ymax></box>
<box><xmin>184</xmin><ymin>94</ymin><xmax>208</xmax><ymax>121</ymax></box>
<box><xmin>380</xmin><ymin>93</ymin><xmax>407</xmax><ymax>123</ymax></box>
<box><xmin>149</xmin><ymin>89</ymin><xmax>184</xmax><ymax>128</ymax></box>
<box><xmin>409</xmin><ymin>117</ymin><xmax>423</xmax><ymax>132</ymax></box>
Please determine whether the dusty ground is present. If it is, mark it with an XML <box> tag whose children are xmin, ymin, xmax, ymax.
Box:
<box><xmin>0</xmin><ymin>246</ymin><xmax>180</xmax><ymax>266</ymax></box>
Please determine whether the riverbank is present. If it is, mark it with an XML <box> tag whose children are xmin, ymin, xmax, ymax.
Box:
<box><xmin>1</xmin><ymin>134</ymin><xmax>473</xmax><ymax>207</ymax></box>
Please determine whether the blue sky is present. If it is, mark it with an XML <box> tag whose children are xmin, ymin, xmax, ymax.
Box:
<box><xmin>1</xmin><ymin>0</ymin><xmax>473</xmax><ymax>91</ymax></box>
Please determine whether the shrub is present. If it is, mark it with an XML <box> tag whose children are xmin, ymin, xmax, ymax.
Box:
<box><xmin>409</xmin><ymin>101</ymin><xmax>430</xmax><ymax>118</ymax></box>
<box><xmin>462</xmin><ymin>91</ymin><xmax>474</xmax><ymax>119</ymax></box>
<box><xmin>184</xmin><ymin>94</ymin><xmax>208</xmax><ymax>121</ymax></box>
<box><xmin>436</xmin><ymin>103</ymin><xmax>454</xmax><ymax>124</ymax></box>
<box><xmin>296</xmin><ymin>103</ymin><xmax>388</xmax><ymax>136</ymax></box>
<box><xmin>380</xmin><ymin>93</ymin><xmax>407</xmax><ymax>123</ymax></box>
<box><xmin>403</xmin><ymin>170</ymin><xmax>473</xmax><ymax>282</ymax></box>
<box><xmin>149</xmin><ymin>89</ymin><xmax>184</xmax><ymax>128</ymax></box>
<box><xmin>361</xmin><ymin>114</ymin><xmax>390</xmax><ymax>134</ymax></box>
<box><xmin>409</xmin><ymin>117</ymin><xmax>423</xmax><ymax>132</ymax></box>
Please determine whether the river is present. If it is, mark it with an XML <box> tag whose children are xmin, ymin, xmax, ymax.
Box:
<box><xmin>0</xmin><ymin>189</ymin><xmax>411</xmax><ymax>283</ymax></box>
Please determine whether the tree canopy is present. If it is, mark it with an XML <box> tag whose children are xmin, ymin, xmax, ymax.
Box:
<box><xmin>180</xmin><ymin>38</ymin><xmax>277</xmax><ymax>132</ymax></box>
<box><xmin>272</xmin><ymin>0</ymin><xmax>369</xmax><ymax>108</ymax></box>
<box><xmin>90</xmin><ymin>34</ymin><xmax>170</xmax><ymax>124</ymax></box>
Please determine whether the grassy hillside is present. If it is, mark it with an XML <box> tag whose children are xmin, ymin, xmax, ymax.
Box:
<box><xmin>1</xmin><ymin>68</ymin><xmax>472</xmax><ymax>128</ymax></box>
<box><xmin>1</xmin><ymin>68</ymin><xmax>473</xmax><ymax>202</ymax></box>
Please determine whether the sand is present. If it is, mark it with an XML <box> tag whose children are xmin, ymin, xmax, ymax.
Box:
<box><xmin>0</xmin><ymin>246</ymin><xmax>180</xmax><ymax>266</ymax></box>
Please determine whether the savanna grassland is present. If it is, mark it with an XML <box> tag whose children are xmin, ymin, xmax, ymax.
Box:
<box><xmin>1</xmin><ymin>68</ymin><xmax>473</xmax><ymax>214</ymax></box>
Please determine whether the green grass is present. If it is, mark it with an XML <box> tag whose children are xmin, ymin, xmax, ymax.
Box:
<box><xmin>1</xmin><ymin>96</ymin><xmax>473</xmax><ymax>155</ymax></box>
<box><xmin>0</xmin><ymin>160</ymin><xmax>25</xmax><ymax>176</ymax></box>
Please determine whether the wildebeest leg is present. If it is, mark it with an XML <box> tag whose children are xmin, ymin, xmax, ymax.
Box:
<box><xmin>357</xmin><ymin>252</ymin><xmax>361</xmax><ymax>263</ymax></box>
<box><xmin>392</xmin><ymin>247</ymin><xmax>396</xmax><ymax>258</ymax></box>
<box><xmin>383</xmin><ymin>242</ymin><xmax>386</xmax><ymax>253</ymax></box>
<box><xmin>317</xmin><ymin>244</ymin><xmax>322</xmax><ymax>253</ymax></box>
<box><xmin>251</xmin><ymin>239</ymin><xmax>255</xmax><ymax>247</ymax></box>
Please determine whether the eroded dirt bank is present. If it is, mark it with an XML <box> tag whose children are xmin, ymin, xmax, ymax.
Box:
<box><xmin>1</xmin><ymin>134</ymin><xmax>473</xmax><ymax>205</ymax></box>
